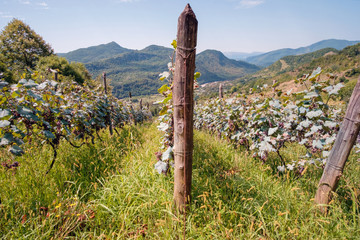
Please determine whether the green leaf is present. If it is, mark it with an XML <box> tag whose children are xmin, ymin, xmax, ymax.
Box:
<box><xmin>171</xmin><ymin>40</ymin><xmax>177</xmax><ymax>49</ymax></box>
<box><xmin>9</xmin><ymin>145</ymin><xmax>24</xmax><ymax>156</ymax></box>
<box><xmin>158</xmin><ymin>84</ymin><xmax>169</xmax><ymax>94</ymax></box>
<box><xmin>159</xmin><ymin>106</ymin><xmax>168</xmax><ymax>116</ymax></box>
<box><xmin>194</xmin><ymin>72</ymin><xmax>201</xmax><ymax>80</ymax></box>
<box><xmin>0</xmin><ymin>133</ymin><xmax>15</xmax><ymax>146</ymax></box>
<box><xmin>43</xmin><ymin>130</ymin><xmax>55</xmax><ymax>139</ymax></box>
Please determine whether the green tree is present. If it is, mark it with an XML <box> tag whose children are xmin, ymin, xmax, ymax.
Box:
<box><xmin>0</xmin><ymin>53</ymin><xmax>14</xmax><ymax>82</ymax></box>
<box><xmin>36</xmin><ymin>55</ymin><xmax>91</xmax><ymax>84</ymax></box>
<box><xmin>0</xmin><ymin>19</ymin><xmax>54</xmax><ymax>71</ymax></box>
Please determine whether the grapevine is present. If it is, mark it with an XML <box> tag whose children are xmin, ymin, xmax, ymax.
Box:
<box><xmin>0</xmin><ymin>73</ymin><xmax>151</xmax><ymax>173</ymax></box>
<box><xmin>194</xmin><ymin>67</ymin><xmax>352</xmax><ymax>174</ymax></box>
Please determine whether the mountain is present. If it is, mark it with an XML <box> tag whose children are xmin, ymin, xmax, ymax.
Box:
<box><xmin>85</xmin><ymin>45</ymin><xmax>174</xmax><ymax>98</ymax></box>
<box><xmin>60</xmin><ymin>42</ymin><xmax>260</xmax><ymax>98</ymax></box>
<box><xmin>234</xmin><ymin>43</ymin><xmax>360</xmax><ymax>102</ymax></box>
<box><xmin>223</xmin><ymin>51</ymin><xmax>263</xmax><ymax>60</ymax></box>
<box><xmin>246</xmin><ymin>39</ymin><xmax>360</xmax><ymax>67</ymax></box>
<box><xmin>58</xmin><ymin>41</ymin><xmax>131</xmax><ymax>63</ymax></box>
<box><xmin>196</xmin><ymin>50</ymin><xmax>260</xmax><ymax>83</ymax></box>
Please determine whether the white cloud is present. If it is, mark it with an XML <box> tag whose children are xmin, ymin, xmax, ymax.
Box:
<box><xmin>19</xmin><ymin>0</ymin><xmax>31</xmax><ymax>4</ymax></box>
<box><xmin>37</xmin><ymin>2</ymin><xmax>47</xmax><ymax>7</ymax></box>
<box><xmin>36</xmin><ymin>1</ymin><xmax>49</xmax><ymax>9</ymax></box>
<box><xmin>238</xmin><ymin>0</ymin><xmax>264</xmax><ymax>8</ymax></box>
<box><xmin>0</xmin><ymin>12</ymin><xmax>13</xmax><ymax>18</ymax></box>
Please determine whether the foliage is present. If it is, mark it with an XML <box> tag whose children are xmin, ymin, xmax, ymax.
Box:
<box><xmin>36</xmin><ymin>55</ymin><xmax>92</xmax><ymax>84</ymax></box>
<box><xmin>0</xmin><ymin>72</ymin><xmax>151</xmax><ymax>173</ymax></box>
<box><xmin>0</xmin><ymin>53</ymin><xmax>14</xmax><ymax>83</ymax></box>
<box><xmin>0</xmin><ymin>19</ymin><xmax>54</xmax><ymax>71</ymax></box>
<box><xmin>194</xmin><ymin>68</ymin><xmax>349</xmax><ymax>173</ymax></box>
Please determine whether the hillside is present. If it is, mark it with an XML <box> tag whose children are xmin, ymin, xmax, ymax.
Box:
<box><xmin>61</xmin><ymin>43</ymin><xmax>259</xmax><ymax>98</ymax></box>
<box><xmin>195</xmin><ymin>50</ymin><xmax>260</xmax><ymax>83</ymax></box>
<box><xmin>58</xmin><ymin>41</ymin><xmax>132</xmax><ymax>63</ymax></box>
<box><xmin>234</xmin><ymin>43</ymin><xmax>360</xmax><ymax>99</ymax></box>
<box><xmin>85</xmin><ymin>45</ymin><xmax>173</xmax><ymax>98</ymax></box>
<box><xmin>246</xmin><ymin>39</ymin><xmax>360</xmax><ymax>67</ymax></box>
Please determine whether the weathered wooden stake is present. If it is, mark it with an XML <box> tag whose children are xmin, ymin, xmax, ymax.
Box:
<box><xmin>103</xmin><ymin>72</ymin><xmax>113</xmax><ymax>136</ymax></box>
<box><xmin>139</xmin><ymin>99</ymin><xmax>143</xmax><ymax>110</ymax></box>
<box><xmin>315</xmin><ymin>76</ymin><xmax>360</xmax><ymax>212</ymax></box>
<box><xmin>219</xmin><ymin>83</ymin><xmax>223</xmax><ymax>99</ymax></box>
<box><xmin>173</xmin><ymin>4</ymin><xmax>198</xmax><ymax>212</ymax></box>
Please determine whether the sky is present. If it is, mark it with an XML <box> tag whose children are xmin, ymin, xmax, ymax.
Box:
<box><xmin>1</xmin><ymin>0</ymin><xmax>360</xmax><ymax>54</ymax></box>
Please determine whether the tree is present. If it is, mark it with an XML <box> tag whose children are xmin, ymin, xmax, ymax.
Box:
<box><xmin>0</xmin><ymin>19</ymin><xmax>54</xmax><ymax>71</ymax></box>
<box><xmin>36</xmin><ymin>55</ymin><xmax>92</xmax><ymax>84</ymax></box>
<box><xmin>0</xmin><ymin>53</ymin><xmax>14</xmax><ymax>82</ymax></box>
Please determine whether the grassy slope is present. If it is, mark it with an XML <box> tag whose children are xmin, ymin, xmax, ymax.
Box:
<box><xmin>1</xmin><ymin>123</ymin><xmax>360</xmax><ymax>239</ymax></box>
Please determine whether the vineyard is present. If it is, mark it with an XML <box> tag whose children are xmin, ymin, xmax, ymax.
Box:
<box><xmin>2</xmin><ymin>4</ymin><xmax>360</xmax><ymax>240</ymax></box>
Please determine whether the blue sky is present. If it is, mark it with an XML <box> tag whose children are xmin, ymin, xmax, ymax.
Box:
<box><xmin>1</xmin><ymin>0</ymin><xmax>360</xmax><ymax>53</ymax></box>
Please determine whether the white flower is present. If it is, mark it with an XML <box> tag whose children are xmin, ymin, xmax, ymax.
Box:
<box><xmin>306</xmin><ymin>110</ymin><xmax>323</xmax><ymax>119</ymax></box>
<box><xmin>329</xmin><ymin>83</ymin><xmax>344</xmax><ymax>95</ymax></box>
<box><xmin>159</xmin><ymin>71</ymin><xmax>170</xmax><ymax>79</ymax></box>
<box><xmin>304</xmin><ymin>91</ymin><xmax>319</xmax><ymax>99</ymax></box>
<box><xmin>268</xmin><ymin>127</ymin><xmax>278</xmax><ymax>136</ymax></box>
<box><xmin>286</xmin><ymin>164</ymin><xmax>295</xmax><ymax>171</ymax></box>
<box><xmin>154</xmin><ymin>161</ymin><xmax>168</xmax><ymax>174</ymax></box>
<box><xmin>313</xmin><ymin>139</ymin><xmax>324</xmax><ymax>149</ymax></box>
<box><xmin>277</xmin><ymin>165</ymin><xmax>286</xmax><ymax>172</ymax></box>
<box><xmin>299</xmin><ymin>107</ymin><xmax>307</xmax><ymax>114</ymax></box>
<box><xmin>325</xmin><ymin>135</ymin><xmax>336</xmax><ymax>145</ymax></box>
<box><xmin>299</xmin><ymin>119</ymin><xmax>312</xmax><ymax>128</ymax></box>
<box><xmin>259</xmin><ymin>137</ymin><xmax>276</xmax><ymax>152</ymax></box>
<box><xmin>269</xmin><ymin>100</ymin><xmax>281</xmax><ymax>109</ymax></box>
<box><xmin>162</xmin><ymin>146</ymin><xmax>173</xmax><ymax>161</ymax></box>
<box><xmin>157</xmin><ymin>122</ymin><xmax>169</xmax><ymax>132</ymax></box>
<box><xmin>324</xmin><ymin>121</ymin><xmax>337</xmax><ymax>128</ymax></box>
<box><xmin>322</xmin><ymin>150</ymin><xmax>330</xmax><ymax>158</ymax></box>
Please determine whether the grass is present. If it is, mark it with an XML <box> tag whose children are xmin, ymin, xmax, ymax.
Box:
<box><xmin>1</xmin><ymin>123</ymin><xmax>360</xmax><ymax>239</ymax></box>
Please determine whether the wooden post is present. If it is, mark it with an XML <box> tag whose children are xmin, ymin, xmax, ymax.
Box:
<box><xmin>315</xmin><ymin>77</ymin><xmax>360</xmax><ymax>212</ymax></box>
<box><xmin>219</xmin><ymin>83</ymin><xmax>223</xmax><ymax>99</ymax></box>
<box><xmin>139</xmin><ymin>99</ymin><xmax>143</xmax><ymax>110</ymax></box>
<box><xmin>103</xmin><ymin>72</ymin><xmax>113</xmax><ymax>136</ymax></box>
<box><xmin>173</xmin><ymin>4</ymin><xmax>198</xmax><ymax>212</ymax></box>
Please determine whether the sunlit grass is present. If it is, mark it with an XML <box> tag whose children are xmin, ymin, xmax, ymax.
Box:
<box><xmin>1</xmin><ymin>123</ymin><xmax>360</xmax><ymax>239</ymax></box>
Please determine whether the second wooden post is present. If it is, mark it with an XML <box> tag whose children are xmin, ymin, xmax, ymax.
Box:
<box><xmin>173</xmin><ymin>4</ymin><xmax>198</xmax><ymax>212</ymax></box>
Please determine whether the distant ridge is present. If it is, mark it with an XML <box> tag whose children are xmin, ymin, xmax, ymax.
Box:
<box><xmin>246</xmin><ymin>39</ymin><xmax>360</xmax><ymax>67</ymax></box>
<box><xmin>58</xmin><ymin>41</ymin><xmax>131</xmax><ymax>63</ymax></box>
<box><xmin>60</xmin><ymin>43</ymin><xmax>259</xmax><ymax>98</ymax></box>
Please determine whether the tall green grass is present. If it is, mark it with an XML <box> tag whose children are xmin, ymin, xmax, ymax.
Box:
<box><xmin>1</xmin><ymin>123</ymin><xmax>360</xmax><ymax>239</ymax></box>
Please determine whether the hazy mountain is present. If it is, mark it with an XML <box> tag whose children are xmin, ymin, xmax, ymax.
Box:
<box><xmin>235</xmin><ymin>43</ymin><xmax>360</xmax><ymax>99</ymax></box>
<box><xmin>61</xmin><ymin>42</ymin><xmax>260</xmax><ymax>98</ymax></box>
<box><xmin>58</xmin><ymin>41</ymin><xmax>131</xmax><ymax>63</ymax></box>
<box><xmin>246</xmin><ymin>39</ymin><xmax>360</xmax><ymax>67</ymax></box>
<box><xmin>223</xmin><ymin>51</ymin><xmax>263</xmax><ymax>60</ymax></box>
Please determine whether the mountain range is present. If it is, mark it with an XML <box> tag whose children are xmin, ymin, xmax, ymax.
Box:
<box><xmin>244</xmin><ymin>39</ymin><xmax>360</xmax><ymax>67</ymax></box>
<box><xmin>235</xmin><ymin>42</ymin><xmax>360</xmax><ymax>103</ymax></box>
<box><xmin>59</xmin><ymin>42</ymin><xmax>260</xmax><ymax>98</ymax></box>
<box><xmin>58</xmin><ymin>39</ymin><xmax>360</xmax><ymax>98</ymax></box>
